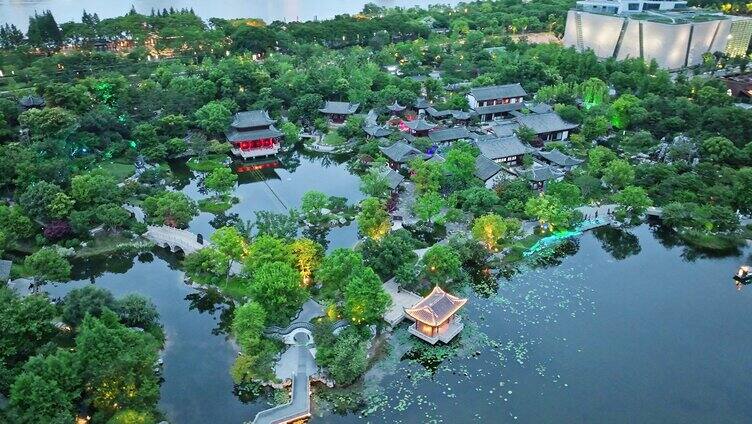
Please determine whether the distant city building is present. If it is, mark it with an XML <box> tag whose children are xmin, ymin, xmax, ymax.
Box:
<box><xmin>563</xmin><ymin>0</ymin><xmax>752</xmax><ymax>69</ymax></box>
<box><xmin>467</xmin><ymin>83</ymin><xmax>527</xmax><ymax>122</ymax></box>
<box><xmin>226</xmin><ymin>110</ymin><xmax>282</xmax><ymax>160</ymax></box>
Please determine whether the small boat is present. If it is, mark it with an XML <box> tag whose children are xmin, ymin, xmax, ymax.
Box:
<box><xmin>734</xmin><ymin>266</ymin><xmax>751</xmax><ymax>283</ymax></box>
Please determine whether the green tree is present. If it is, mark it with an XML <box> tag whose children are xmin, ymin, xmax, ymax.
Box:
<box><xmin>24</xmin><ymin>247</ymin><xmax>71</xmax><ymax>290</ymax></box>
<box><xmin>0</xmin><ymin>288</ymin><xmax>57</xmax><ymax>369</ymax></box>
<box><xmin>204</xmin><ymin>166</ymin><xmax>238</xmax><ymax>197</ymax></box>
<box><xmin>344</xmin><ymin>267</ymin><xmax>391</xmax><ymax>325</ymax></box>
<box><xmin>19</xmin><ymin>107</ymin><xmax>77</xmax><ymax>140</ymax></box>
<box><xmin>579</xmin><ymin>77</ymin><xmax>608</xmax><ymax>109</ymax></box>
<box><xmin>471</xmin><ymin>214</ymin><xmax>520</xmax><ymax>251</ymax></box>
<box><xmin>316</xmin><ymin>249</ymin><xmax>365</xmax><ymax>300</ymax></box>
<box><xmin>357</xmin><ymin>197</ymin><xmax>391</xmax><ymax>240</ymax></box>
<box><xmin>0</xmin><ymin>205</ymin><xmax>37</xmax><ymax>242</ymax></box>
<box><xmin>291</xmin><ymin>238</ymin><xmax>323</xmax><ymax>286</ymax></box>
<box><xmin>360</xmin><ymin>166</ymin><xmax>391</xmax><ymax>199</ymax></box>
<box><xmin>327</xmin><ymin>333</ymin><xmax>367</xmax><ymax>386</ymax></box>
<box><xmin>602</xmin><ymin>159</ymin><xmax>635</xmax><ymax>190</ymax></box>
<box><xmin>412</xmin><ymin>191</ymin><xmax>444</xmax><ymax>223</ymax></box>
<box><xmin>71</xmin><ymin>172</ymin><xmax>121</xmax><ymax>208</ymax></box>
<box><xmin>581</xmin><ymin>115</ymin><xmax>610</xmax><ymax>142</ymax></box>
<box><xmin>422</xmin><ymin>244</ymin><xmax>461</xmax><ymax>286</ymax></box>
<box><xmin>115</xmin><ymin>294</ymin><xmax>160</xmax><ymax>329</ymax></box>
<box><xmin>700</xmin><ymin>136</ymin><xmax>736</xmax><ymax>163</ymax></box>
<box><xmin>142</xmin><ymin>191</ymin><xmax>198</xmax><ymax>228</ymax></box>
<box><xmin>252</xmin><ymin>210</ymin><xmax>300</xmax><ymax>241</ymax></box>
<box><xmin>612</xmin><ymin>186</ymin><xmax>652</xmax><ymax>224</ymax></box>
<box><xmin>183</xmin><ymin>247</ymin><xmax>230</xmax><ymax>285</ymax></box>
<box><xmin>546</xmin><ymin>181</ymin><xmax>583</xmax><ymax>208</ymax></box>
<box><xmin>455</xmin><ymin>186</ymin><xmax>499</xmax><ymax>217</ymax></box>
<box><xmin>587</xmin><ymin>146</ymin><xmax>617</xmax><ymax>177</ymax></box>
<box><xmin>280</xmin><ymin>121</ymin><xmax>300</xmax><ymax>144</ymax></box>
<box><xmin>47</xmin><ymin>192</ymin><xmax>75</xmax><ymax>219</ymax></box>
<box><xmin>410</xmin><ymin>159</ymin><xmax>443</xmax><ymax>194</ymax></box>
<box><xmin>442</xmin><ymin>141</ymin><xmax>478</xmax><ymax>189</ymax></box>
<box><xmin>524</xmin><ymin>194</ymin><xmax>573</xmax><ymax>231</ymax></box>
<box><xmin>195</xmin><ymin>101</ymin><xmax>232</xmax><ymax>135</ymax></box>
<box><xmin>232</xmin><ymin>301</ymin><xmax>267</xmax><ymax>352</ymax></box>
<box><xmin>244</xmin><ymin>235</ymin><xmax>294</xmax><ymax>275</ymax></box>
<box><xmin>19</xmin><ymin>181</ymin><xmax>64</xmax><ymax>221</ymax></box>
<box><xmin>300</xmin><ymin>190</ymin><xmax>331</xmax><ymax>225</ymax></box>
<box><xmin>107</xmin><ymin>410</ymin><xmax>156</xmax><ymax>424</ymax></box>
<box><xmin>361</xmin><ymin>229</ymin><xmax>419</xmax><ymax>280</ymax></box>
<box><xmin>610</xmin><ymin>94</ymin><xmax>647</xmax><ymax>130</ymax></box>
<box><xmin>62</xmin><ymin>285</ymin><xmax>116</xmax><ymax>327</ymax></box>
<box><xmin>248</xmin><ymin>262</ymin><xmax>308</xmax><ymax>324</ymax></box>
<box><xmin>9</xmin><ymin>371</ymin><xmax>75</xmax><ymax>424</ymax></box>
<box><xmin>76</xmin><ymin>311</ymin><xmax>160</xmax><ymax>417</ymax></box>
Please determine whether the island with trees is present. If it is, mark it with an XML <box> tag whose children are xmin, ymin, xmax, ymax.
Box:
<box><xmin>1</xmin><ymin>0</ymin><xmax>751</xmax><ymax>422</ymax></box>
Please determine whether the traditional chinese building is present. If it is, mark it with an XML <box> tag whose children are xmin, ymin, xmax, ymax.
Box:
<box><xmin>387</xmin><ymin>101</ymin><xmax>406</xmax><ymax>115</ymax></box>
<box><xmin>467</xmin><ymin>83</ymin><xmax>527</xmax><ymax>122</ymax></box>
<box><xmin>403</xmin><ymin>117</ymin><xmax>437</xmax><ymax>137</ymax></box>
<box><xmin>319</xmin><ymin>101</ymin><xmax>360</xmax><ymax>124</ymax></box>
<box><xmin>226</xmin><ymin>110</ymin><xmax>282</xmax><ymax>159</ymax></box>
<box><xmin>405</xmin><ymin>286</ymin><xmax>467</xmax><ymax>345</ymax></box>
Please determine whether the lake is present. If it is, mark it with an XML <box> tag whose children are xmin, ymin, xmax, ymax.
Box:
<box><xmin>42</xmin><ymin>221</ymin><xmax>752</xmax><ymax>423</ymax></box>
<box><xmin>0</xmin><ymin>0</ymin><xmax>462</xmax><ymax>31</ymax></box>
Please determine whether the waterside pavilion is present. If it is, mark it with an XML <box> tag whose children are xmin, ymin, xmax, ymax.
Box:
<box><xmin>405</xmin><ymin>286</ymin><xmax>467</xmax><ymax>345</ymax></box>
<box><xmin>226</xmin><ymin>110</ymin><xmax>282</xmax><ymax>159</ymax></box>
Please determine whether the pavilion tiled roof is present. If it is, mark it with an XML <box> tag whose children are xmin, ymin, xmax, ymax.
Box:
<box><xmin>388</xmin><ymin>101</ymin><xmax>406</xmax><ymax>112</ymax></box>
<box><xmin>514</xmin><ymin>112</ymin><xmax>578</xmax><ymax>135</ymax></box>
<box><xmin>414</xmin><ymin>97</ymin><xmax>432</xmax><ymax>109</ymax></box>
<box><xmin>226</xmin><ymin>126</ymin><xmax>282</xmax><ymax>142</ymax></box>
<box><xmin>363</xmin><ymin>125</ymin><xmax>393</xmax><ymax>138</ymax></box>
<box><xmin>428</xmin><ymin>127</ymin><xmax>472</xmax><ymax>143</ymax></box>
<box><xmin>474</xmin><ymin>102</ymin><xmax>525</xmax><ymax>115</ymax></box>
<box><xmin>231</xmin><ymin>110</ymin><xmax>275</xmax><ymax>129</ymax></box>
<box><xmin>381</xmin><ymin>168</ymin><xmax>405</xmax><ymax>190</ymax></box>
<box><xmin>319</xmin><ymin>101</ymin><xmax>360</xmax><ymax>115</ymax></box>
<box><xmin>426</xmin><ymin>107</ymin><xmax>454</xmax><ymax>118</ymax></box>
<box><xmin>474</xmin><ymin>155</ymin><xmax>503</xmax><ymax>181</ymax></box>
<box><xmin>521</xmin><ymin>165</ymin><xmax>564</xmax><ymax>182</ymax></box>
<box><xmin>474</xmin><ymin>135</ymin><xmax>529</xmax><ymax>160</ymax></box>
<box><xmin>404</xmin><ymin>117</ymin><xmax>437</xmax><ymax>132</ymax></box>
<box><xmin>535</xmin><ymin>149</ymin><xmax>584</xmax><ymax>167</ymax></box>
<box><xmin>405</xmin><ymin>286</ymin><xmax>468</xmax><ymax>326</ymax></box>
<box><xmin>379</xmin><ymin>141</ymin><xmax>423</xmax><ymax>163</ymax></box>
<box><xmin>469</xmin><ymin>83</ymin><xmax>527</xmax><ymax>101</ymax></box>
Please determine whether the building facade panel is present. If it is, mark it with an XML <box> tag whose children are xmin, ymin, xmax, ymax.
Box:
<box><xmin>641</xmin><ymin>21</ymin><xmax>691</xmax><ymax>69</ymax></box>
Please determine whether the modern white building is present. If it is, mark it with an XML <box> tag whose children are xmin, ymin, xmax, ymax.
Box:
<box><xmin>563</xmin><ymin>0</ymin><xmax>752</xmax><ymax>69</ymax></box>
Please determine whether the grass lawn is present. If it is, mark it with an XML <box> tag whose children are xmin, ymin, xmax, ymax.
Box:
<box><xmin>98</xmin><ymin>160</ymin><xmax>136</xmax><ymax>182</ymax></box>
<box><xmin>321</xmin><ymin>132</ymin><xmax>346</xmax><ymax>146</ymax></box>
<box><xmin>187</xmin><ymin>154</ymin><xmax>227</xmax><ymax>172</ymax></box>
<box><xmin>217</xmin><ymin>276</ymin><xmax>251</xmax><ymax>301</ymax></box>
<box><xmin>198</xmin><ymin>197</ymin><xmax>234</xmax><ymax>214</ymax></box>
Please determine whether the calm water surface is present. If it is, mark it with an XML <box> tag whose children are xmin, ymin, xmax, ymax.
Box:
<box><xmin>172</xmin><ymin>149</ymin><xmax>364</xmax><ymax>250</ymax></box>
<box><xmin>42</xmin><ymin>222</ymin><xmax>752</xmax><ymax>423</ymax></box>
<box><xmin>0</xmin><ymin>0</ymin><xmax>462</xmax><ymax>30</ymax></box>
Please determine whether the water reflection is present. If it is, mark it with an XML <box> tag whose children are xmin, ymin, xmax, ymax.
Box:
<box><xmin>592</xmin><ymin>226</ymin><xmax>642</xmax><ymax>260</ymax></box>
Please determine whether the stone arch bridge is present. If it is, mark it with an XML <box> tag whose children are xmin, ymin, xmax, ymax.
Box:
<box><xmin>144</xmin><ymin>225</ymin><xmax>205</xmax><ymax>254</ymax></box>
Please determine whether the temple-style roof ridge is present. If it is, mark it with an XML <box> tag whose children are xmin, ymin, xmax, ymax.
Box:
<box><xmin>231</xmin><ymin>110</ymin><xmax>275</xmax><ymax>129</ymax></box>
<box><xmin>388</xmin><ymin>100</ymin><xmax>406</xmax><ymax>112</ymax></box>
<box><xmin>319</xmin><ymin>100</ymin><xmax>360</xmax><ymax>115</ymax></box>
<box><xmin>405</xmin><ymin>286</ymin><xmax>467</xmax><ymax>326</ymax></box>
<box><xmin>404</xmin><ymin>117</ymin><xmax>437</xmax><ymax>132</ymax></box>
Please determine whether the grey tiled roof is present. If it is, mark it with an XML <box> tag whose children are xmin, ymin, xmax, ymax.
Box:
<box><xmin>515</xmin><ymin>112</ymin><xmax>578</xmax><ymax>135</ymax></box>
<box><xmin>474</xmin><ymin>102</ymin><xmax>525</xmax><ymax>115</ymax></box>
<box><xmin>489</xmin><ymin>121</ymin><xmax>520</xmax><ymax>137</ymax></box>
<box><xmin>379</xmin><ymin>141</ymin><xmax>423</xmax><ymax>163</ymax></box>
<box><xmin>319</xmin><ymin>101</ymin><xmax>359</xmax><ymax>115</ymax></box>
<box><xmin>404</xmin><ymin>118</ymin><xmax>437</xmax><ymax>132</ymax></box>
<box><xmin>231</xmin><ymin>110</ymin><xmax>275</xmax><ymax>129</ymax></box>
<box><xmin>526</xmin><ymin>103</ymin><xmax>554</xmax><ymax>114</ymax></box>
<box><xmin>474</xmin><ymin>155</ymin><xmax>503</xmax><ymax>181</ymax></box>
<box><xmin>452</xmin><ymin>110</ymin><xmax>472</xmax><ymax>120</ymax></box>
<box><xmin>425</xmin><ymin>107</ymin><xmax>453</xmax><ymax>118</ymax></box>
<box><xmin>535</xmin><ymin>149</ymin><xmax>584</xmax><ymax>167</ymax></box>
<box><xmin>414</xmin><ymin>97</ymin><xmax>432</xmax><ymax>109</ymax></box>
<box><xmin>405</xmin><ymin>286</ymin><xmax>467</xmax><ymax>326</ymax></box>
<box><xmin>470</xmin><ymin>83</ymin><xmax>527</xmax><ymax>101</ymax></box>
<box><xmin>521</xmin><ymin>166</ymin><xmax>564</xmax><ymax>182</ymax></box>
<box><xmin>388</xmin><ymin>101</ymin><xmax>406</xmax><ymax>112</ymax></box>
<box><xmin>474</xmin><ymin>136</ymin><xmax>529</xmax><ymax>160</ymax></box>
<box><xmin>226</xmin><ymin>126</ymin><xmax>282</xmax><ymax>142</ymax></box>
<box><xmin>428</xmin><ymin>127</ymin><xmax>472</xmax><ymax>143</ymax></box>
<box><xmin>381</xmin><ymin>168</ymin><xmax>405</xmax><ymax>190</ymax></box>
<box><xmin>19</xmin><ymin>95</ymin><xmax>45</xmax><ymax>108</ymax></box>
<box><xmin>363</xmin><ymin>125</ymin><xmax>393</xmax><ymax>138</ymax></box>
